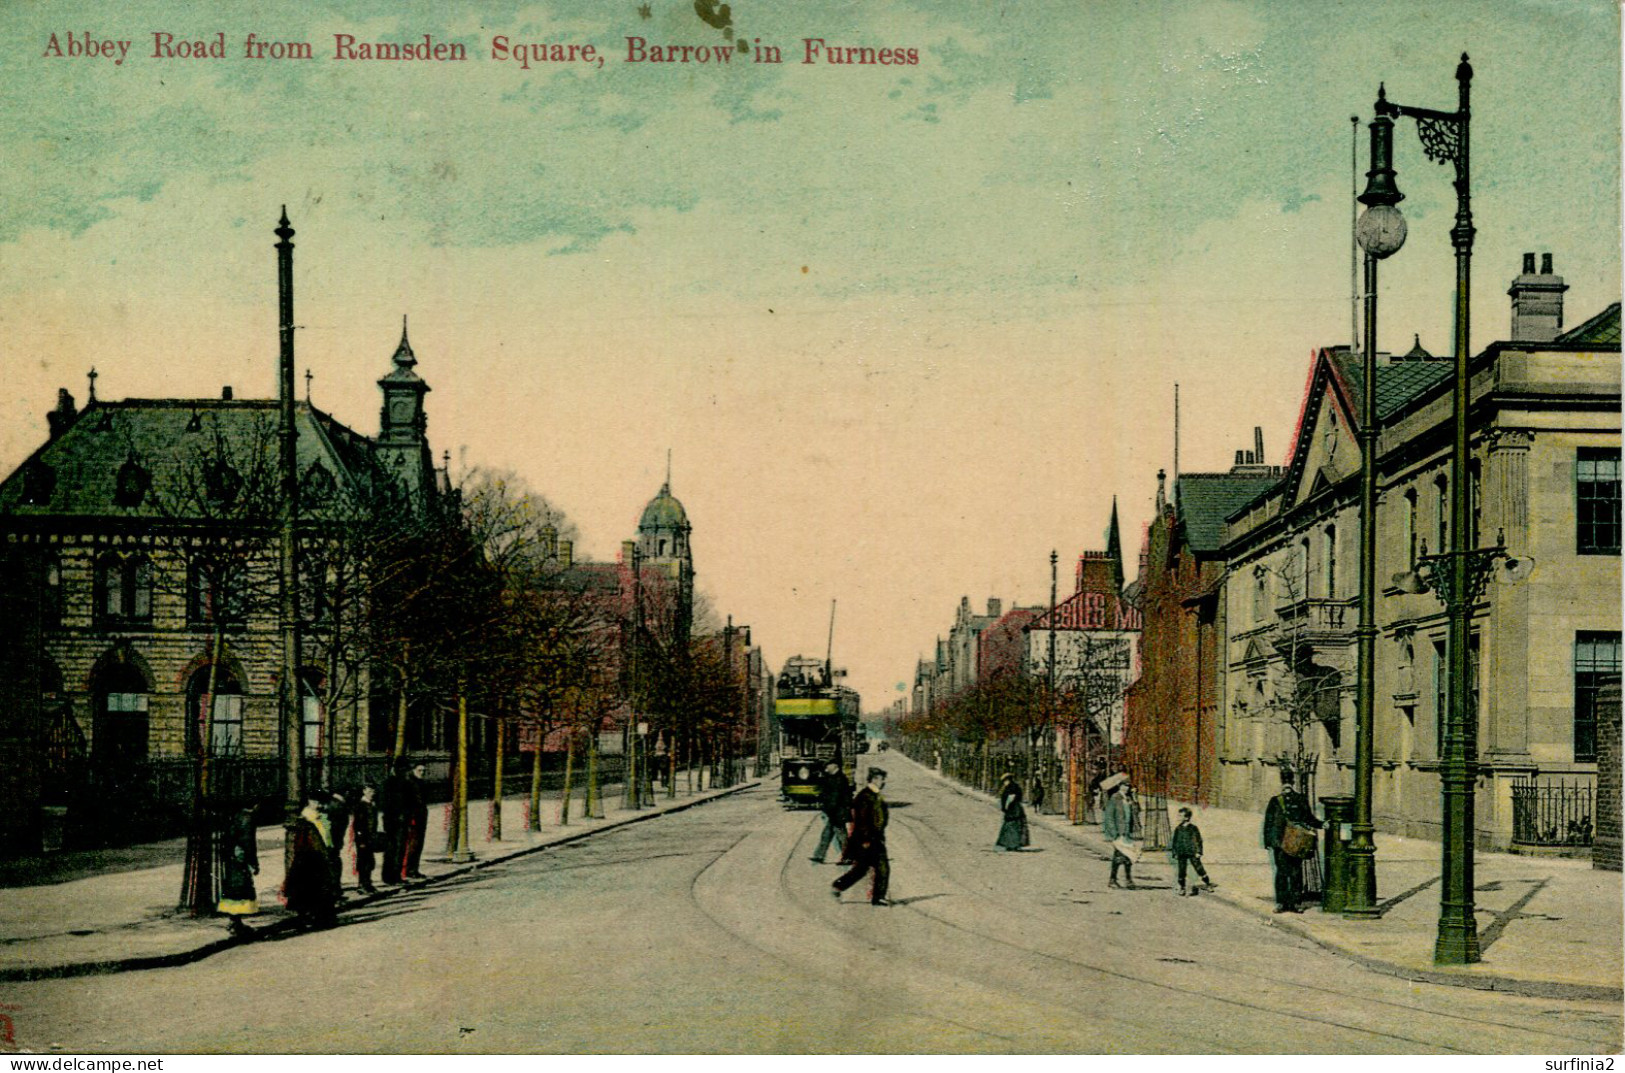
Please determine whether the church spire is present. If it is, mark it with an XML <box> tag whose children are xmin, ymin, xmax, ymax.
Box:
<box><xmin>1106</xmin><ymin>496</ymin><xmax>1124</xmax><ymax>592</ymax></box>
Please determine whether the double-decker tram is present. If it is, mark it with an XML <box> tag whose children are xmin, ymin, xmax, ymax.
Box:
<box><xmin>776</xmin><ymin>655</ymin><xmax>860</xmax><ymax>808</ymax></box>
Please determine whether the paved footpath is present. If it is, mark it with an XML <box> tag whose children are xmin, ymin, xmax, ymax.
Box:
<box><xmin>905</xmin><ymin>753</ymin><xmax>1623</xmax><ymax>1003</ymax></box>
<box><xmin>0</xmin><ymin>774</ymin><xmax>757</xmax><ymax>981</ymax></box>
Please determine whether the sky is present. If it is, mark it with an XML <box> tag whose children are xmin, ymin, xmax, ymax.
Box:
<box><xmin>1</xmin><ymin>0</ymin><xmax>1620</xmax><ymax>711</ymax></box>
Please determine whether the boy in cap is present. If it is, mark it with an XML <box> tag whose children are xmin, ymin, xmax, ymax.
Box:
<box><xmin>1170</xmin><ymin>807</ymin><xmax>1216</xmax><ymax>896</ymax></box>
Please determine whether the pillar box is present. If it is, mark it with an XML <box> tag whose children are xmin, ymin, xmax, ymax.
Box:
<box><xmin>1319</xmin><ymin>795</ymin><xmax>1356</xmax><ymax>913</ymax></box>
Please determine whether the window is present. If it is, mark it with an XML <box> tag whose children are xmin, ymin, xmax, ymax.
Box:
<box><xmin>1469</xmin><ymin>460</ymin><xmax>1482</xmax><ymax>549</ymax></box>
<box><xmin>1577</xmin><ymin>448</ymin><xmax>1622</xmax><ymax>555</ymax></box>
<box><xmin>41</xmin><ymin>553</ymin><xmax>62</xmax><ymax>629</ymax></box>
<box><xmin>113</xmin><ymin>459</ymin><xmax>151</xmax><ymax>508</ymax></box>
<box><xmin>302</xmin><ymin>677</ymin><xmax>324</xmax><ymax>757</ymax></box>
<box><xmin>1324</xmin><ymin>525</ymin><xmax>1338</xmax><ymax>599</ymax></box>
<box><xmin>189</xmin><ymin>562</ymin><xmax>246</xmax><ymax>626</ymax></box>
<box><xmin>1299</xmin><ymin>538</ymin><xmax>1312</xmax><ymax>599</ymax></box>
<box><xmin>187</xmin><ymin>668</ymin><xmax>245</xmax><ymax>757</ymax></box>
<box><xmin>97</xmin><ymin>553</ymin><xmax>153</xmax><ymax>624</ymax></box>
<box><xmin>1574</xmin><ymin>632</ymin><xmax>1621</xmax><ymax>763</ymax></box>
<box><xmin>1403</xmin><ymin>489</ymin><xmax>1419</xmax><ymax>569</ymax></box>
<box><xmin>1433</xmin><ymin>635</ymin><xmax>1481</xmax><ymax>757</ymax></box>
<box><xmin>1434</xmin><ymin>475</ymin><xmax>1449</xmax><ymax>555</ymax></box>
<box><xmin>1252</xmin><ymin>567</ymin><xmax>1268</xmax><ymax>621</ymax></box>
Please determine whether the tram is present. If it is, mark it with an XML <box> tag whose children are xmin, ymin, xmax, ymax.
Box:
<box><xmin>776</xmin><ymin>655</ymin><xmax>860</xmax><ymax>808</ymax></box>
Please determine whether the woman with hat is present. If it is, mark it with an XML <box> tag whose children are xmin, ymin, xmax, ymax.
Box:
<box><xmin>995</xmin><ymin>772</ymin><xmax>1030</xmax><ymax>851</ymax></box>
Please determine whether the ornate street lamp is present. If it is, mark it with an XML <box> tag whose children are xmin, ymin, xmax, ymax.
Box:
<box><xmin>1370</xmin><ymin>55</ymin><xmax>1482</xmax><ymax>964</ymax></box>
<box><xmin>1347</xmin><ymin>108</ymin><xmax>1407</xmax><ymax>918</ymax></box>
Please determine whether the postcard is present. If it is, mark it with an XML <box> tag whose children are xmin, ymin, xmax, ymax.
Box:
<box><xmin>0</xmin><ymin>0</ymin><xmax>1619</xmax><ymax>1060</ymax></box>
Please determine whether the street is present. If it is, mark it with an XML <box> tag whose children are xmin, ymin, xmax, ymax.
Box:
<box><xmin>4</xmin><ymin>755</ymin><xmax>1619</xmax><ymax>1054</ymax></box>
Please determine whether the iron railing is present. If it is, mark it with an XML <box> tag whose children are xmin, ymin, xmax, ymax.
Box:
<box><xmin>1512</xmin><ymin>775</ymin><xmax>1595</xmax><ymax>847</ymax></box>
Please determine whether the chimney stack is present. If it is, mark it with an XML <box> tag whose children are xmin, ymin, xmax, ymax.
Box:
<box><xmin>987</xmin><ymin>597</ymin><xmax>1002</xmax><ymax>619</ymax></box>
<box><xmin>47</xmin><ymin>389</ymin><xmax>77</xmax><ymax>440</ymax></box>
<box><xmin>1509</xmin><ymin>251</ymin><xmax>1568</xmax><ymax>342</ymax></box>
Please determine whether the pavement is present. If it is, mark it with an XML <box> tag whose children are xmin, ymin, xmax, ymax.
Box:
<box><xmin>905</xmin><ymin>752</ymin><xmax>1624</xmax><ymax>1003</ymax></box>
<box><xmin>0</xmin><ymin>773</ymin><xmax>758</xmax><ymax>982</ymax></box>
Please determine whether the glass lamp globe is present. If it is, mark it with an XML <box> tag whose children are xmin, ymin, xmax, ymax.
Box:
<box><xmin>1356</xmin><ymin>204</ymin><xmax>1408</xmax><ymax>259</ymax></box>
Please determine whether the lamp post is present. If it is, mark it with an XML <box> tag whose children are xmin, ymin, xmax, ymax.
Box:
<box><xmin>1347</xmin><ymin>109</ymin><xmax>1407</xmax><ymax>918</ymax></box>
<box><xmin>1372</xmin><ymin>55</ymin><xmax>1482</xmax><ymax>964</ymax></box>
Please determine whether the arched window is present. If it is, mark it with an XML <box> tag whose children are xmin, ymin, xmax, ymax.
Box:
<box><xmin>97</xmin><ymin>552</ymin><xmax>152</xmax><ymax>624</ymax></box>
<box><xmin>187</xmin><ymin>665</ymin><xmax>244</xmax><ymax>756</ymax></box>
<box><xmin>301</xmin><ymin>672</ymin><xmax>325</xmax><ymax>757</ymax></box>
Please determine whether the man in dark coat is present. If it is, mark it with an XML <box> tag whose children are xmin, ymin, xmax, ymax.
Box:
<box><xmin>832</xmin><ymin>768</ymin><xmax>891</xmax><ymax>905</ymax></box>
<box><xmin>810</xmin><ymin>761</ymin><xmax>852</xmax><ymax>864</ymax></box>
<box><xmin>324</xmin><ymin>790</ymin><xmax>351</xmax><ymax>895</ymax></box>
<box><xmin>1262</xmin><ymin>769</ymin><xmax>1323</xmax><ymax>913</ymax></box>
<box><xmin>352</xmin><ymin>784</ymin><xmax>380</xmax><ymax>894</ymax></box>
<box><xmin>402</xmin><ymin>762</ymin><xmax>429</xmax><ymax>880</ymax></box>
<box><xmin>381</xmin><ymin>760</ymin><xmax>408</xmax><ymax>885</ymax></box>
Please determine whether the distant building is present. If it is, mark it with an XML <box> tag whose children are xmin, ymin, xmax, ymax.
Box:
<box><xmin>1028</xmin><ymin>504</ymin><xmax>1142</xmax><ymax>794</ymax></box>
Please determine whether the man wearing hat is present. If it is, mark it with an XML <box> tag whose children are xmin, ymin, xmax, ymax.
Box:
<box><xmin>832</xmin><ymin>768</ymin><xmax>892</xmax><ymax>905</ymax></box>
<box><xmin>1263</xmin><ymin>767</ymin><xmax>1323</xmax><ymax>913</ymax></box>
<box><xmin>1101</xmin><ymin>772</ymin><xmax>1138</xmax><ymax>889</ymax></box>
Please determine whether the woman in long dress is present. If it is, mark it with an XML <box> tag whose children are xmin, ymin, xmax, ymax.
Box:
<box><xmin>217</xmin><ymin>804</ymin><xmax>260</xmax><ymax>939</ymax></box>
<box><xmin>995</xmin><ymin>773</ymin><xmax>1030</xmax><ymax>850</ymax></box>
<box><xmin>282</xmin><ymin>794</ymin><xmax>339</xmax><ymax>928</ymax></box>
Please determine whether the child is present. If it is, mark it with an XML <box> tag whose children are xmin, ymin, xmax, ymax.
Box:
<box><xmin>1170</xmin><ymin>807</ymin><xmax>1217</xmax><ymax>896</ymax></box>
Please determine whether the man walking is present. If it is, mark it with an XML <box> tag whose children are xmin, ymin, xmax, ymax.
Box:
<box><xmin>832</xmin><ymin>768</ymin><xmax>891</xmax><ymax>906</ymax></box>
<box><xmin>1262</xmin><ymin>768</ymin><xmax>1322</xmax><ymax>913</ymax></box>
<box><xmin>810</xmin><ymin>760</ymin><xmax>852</xmax><ymax>864</ymax></box>
<box><xmin>1101</xmin><ymin>772</ymin><xmax>1138</xmax><ymax>889</ymax></box>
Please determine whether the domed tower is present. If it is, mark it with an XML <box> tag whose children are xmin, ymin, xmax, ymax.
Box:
<box><xmin>636</xmin><ymin>476</ymin><xmax>693</xmax><ymax>648</ymax></box>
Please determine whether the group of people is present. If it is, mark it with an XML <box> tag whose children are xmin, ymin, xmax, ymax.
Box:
<box><xmin>213</xmin><ymin>758</ymin><xmax>436</xmax><ymax>936</ymax></box>
<box><xmin>809</xmin><ymin>761</ymin><xmax>895</xmax><ymax>907</ymax></box>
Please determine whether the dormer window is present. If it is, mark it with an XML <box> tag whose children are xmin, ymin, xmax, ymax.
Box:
<box><xmin>114</xmin><ymin>459</ymin><xmax>151</xmax><ymax>508</ymax></box>
<box><xmin>204</xmin><ymin>461</ymin><xmax>242</xmax><ymax>506</ymax></box>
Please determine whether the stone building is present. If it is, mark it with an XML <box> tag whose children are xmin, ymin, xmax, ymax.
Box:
<box><xmin>0</xmin><ymin>327</ymin><xmax>445</xmax><ymax>852</ymax></box>
<box><xmin>1214</xmin><ymin>257</ymin><xmax>1620</xmax><ymax>851</ymax></box>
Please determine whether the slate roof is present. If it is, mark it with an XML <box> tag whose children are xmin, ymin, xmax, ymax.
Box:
<box><xmin>1328</xmin><ymin>351</ymin><xmax>1453</xmax><ymax>427</ymax></box>
<box><xmin>0</xmin><ymin>399</ymin><xmax>409</xmax><ymax>523</ymax></box>
<box><xmin>1176</xmin><ymin>473</ymin><xmax>1282</xmax><ymax>552</ymax></box>
<box><xmin>1556</xmin><ymin>302</ymin><xmax>1621</xmax><ymax>346</ymax></box>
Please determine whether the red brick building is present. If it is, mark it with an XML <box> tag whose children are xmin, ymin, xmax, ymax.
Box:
<box><xmin>1124</xmin><ymin>437</ymin><xmax>1280</xmax><ymax>803</ymax></box>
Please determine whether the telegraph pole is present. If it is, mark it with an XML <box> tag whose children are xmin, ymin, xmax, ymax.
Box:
<box><xmin>275</xmin><ymin>209</ymin><xmax>303</xmax><ymax>862</ymax></box>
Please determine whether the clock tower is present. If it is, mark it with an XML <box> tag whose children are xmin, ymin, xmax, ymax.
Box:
<box><xmin>376</xmin><ymin>317</ymin><xmax>434</xmax><ymax>500</ymax></box>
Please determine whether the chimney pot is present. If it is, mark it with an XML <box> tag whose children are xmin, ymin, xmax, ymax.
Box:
<box><xmin>222</xmin><ymin>386</ymin><xmax>234</xmax><ymax>400</ymax></box>
<box><xmin>47</xmin><ymin>388</ymin><xmax>78</xmax><ymax>440</ymax></box>
<box><xmin>1235</xmin><ymin>450</ymin><xmax>1245</xmax><ymax>466</ymax></box>
<box><xmin>1541</xmin><ymin>253</ymin><xmax>1553</xmax><ymax>274</ymax></box>
<box><xmin>1523</xmin><ymin>252</ymin><xmax>1536</xmax><ymax>274</ymax></box>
